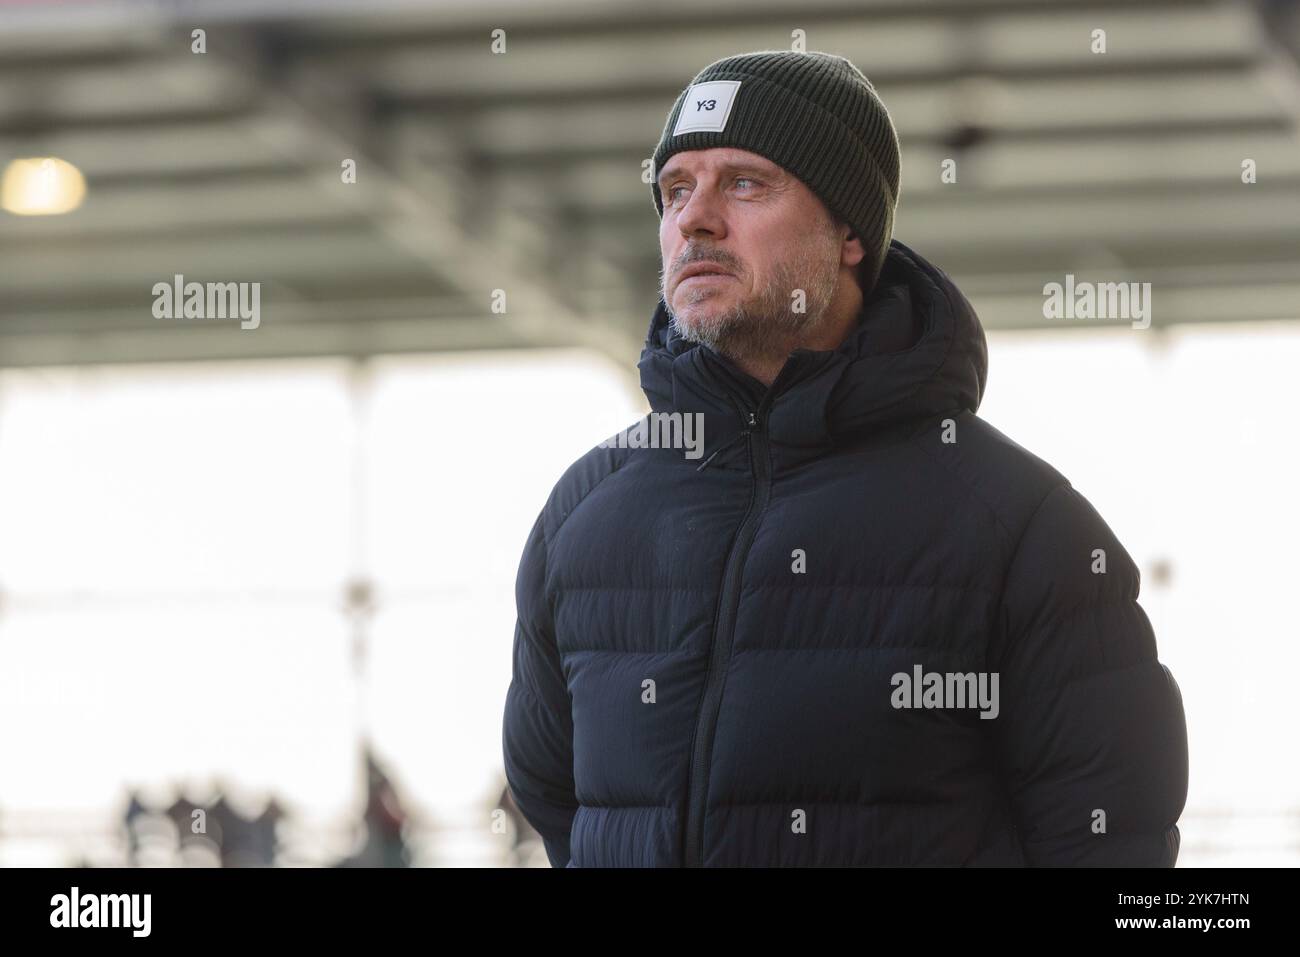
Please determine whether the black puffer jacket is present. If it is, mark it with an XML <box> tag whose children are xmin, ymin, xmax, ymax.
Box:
<box><xmin>502</xmin><ymin>238</ymin><xmax>1188</xmax><ymax>867</ymax></box>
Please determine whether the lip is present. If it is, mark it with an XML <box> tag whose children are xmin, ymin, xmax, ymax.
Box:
<box><xmin>678</xmin><ymin>262</ymin><xmax>734</xmax><ymax>282</ymax></box>
<box><xmin>680</xmin><ymin>273</ymin><xmax>734</xmax><ymax>286</ymax></box>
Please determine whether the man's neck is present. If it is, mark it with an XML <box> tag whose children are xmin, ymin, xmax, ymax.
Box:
<box><xmin>728</xmin><ymin>277</ymin><xmax>864</xmax><ymax>387</ymax></box>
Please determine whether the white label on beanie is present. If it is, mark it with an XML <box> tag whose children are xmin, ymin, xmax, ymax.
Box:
<box><xmin>672</xmin><ymin>80</ymin><xmax>742</xmax><ymax>135</ymax></box>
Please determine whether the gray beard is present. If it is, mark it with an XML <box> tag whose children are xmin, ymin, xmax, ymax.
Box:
<box><xmin>663</xmin><ymin>238</ymin><xmax>840</xmax><ymax>369</ymax></box>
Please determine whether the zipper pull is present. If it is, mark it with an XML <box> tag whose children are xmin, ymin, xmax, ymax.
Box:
<box><xmin>746</xmin><ymin>411</ymin><xmax>758</xmax><ymax>430</ymax></box>
<box><xmin>695</xmin><ymin>445</ymin><xmax>724</xmax><ymax>472</ymax></box>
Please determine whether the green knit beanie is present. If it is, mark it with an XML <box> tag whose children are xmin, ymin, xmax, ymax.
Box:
<box><xmin>651</xmin><ymin>50</ymin><xmax>901</xmax><ymax>296</ymax></box>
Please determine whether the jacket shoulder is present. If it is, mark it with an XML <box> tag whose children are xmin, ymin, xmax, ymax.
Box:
<box><xmin>537</xmin><ymin>424</ymin><xmax>640</xmax><ymax>545</ymax></box>
<box><xmin>916</xmin><ymin>410</ymin><xmax>1073</xmax><ymax>545</ymax></box>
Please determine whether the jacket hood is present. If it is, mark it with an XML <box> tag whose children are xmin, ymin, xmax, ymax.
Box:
<box><xmin>636</xmin><ymin>237</ymin><xmax>988</xmax><ymax>471</ymax></box>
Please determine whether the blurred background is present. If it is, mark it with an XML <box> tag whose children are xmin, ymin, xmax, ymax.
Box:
<box><xmin>0</xmin><ymin>0</ymin><xmax>1297</xmax><ymax>866</ymax></box>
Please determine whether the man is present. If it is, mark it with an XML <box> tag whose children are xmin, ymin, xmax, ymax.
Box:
<box><xmin>502</xmin><ymin>50</ymin><xmax>1188</xmax><ymax>867</ymax></box>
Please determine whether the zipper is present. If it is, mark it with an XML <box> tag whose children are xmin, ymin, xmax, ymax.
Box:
<box><xmin>681</xmin><ymin>404</ymin><xmax>772</xmax><ymax>866</ymax></box>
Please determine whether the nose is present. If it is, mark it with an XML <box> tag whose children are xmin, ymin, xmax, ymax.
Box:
<box><xmin>674</xmin><ymin>180</ymin><xmax>727</xmax><ymax>241</ymax></box>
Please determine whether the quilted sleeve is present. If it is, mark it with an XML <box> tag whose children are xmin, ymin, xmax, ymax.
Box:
<box><xmin>502</xmin><ymin>509</ymin><xmax>578</xmax><ymax>867</ymax></box>
<box><xmin>988</xmin><ymin>482</ymin><xmax>1189</xmax><ymax>866</ymax></box>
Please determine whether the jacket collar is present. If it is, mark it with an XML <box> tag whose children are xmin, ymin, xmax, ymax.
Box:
<box><xmin>635</xmin><ymin>238</ymin><xmax>988</xmax><ymax>472</ymax></box>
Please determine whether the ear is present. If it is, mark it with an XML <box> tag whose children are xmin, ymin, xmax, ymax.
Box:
<box><xmin>839</xmin><ymin>227</ymin><xmax>866</xmax><ymax>269</ymax></box>
<box><xmin>836</xmin><ymin>223</ymin><xmax>867</xmax><ymax>295</ymax></box>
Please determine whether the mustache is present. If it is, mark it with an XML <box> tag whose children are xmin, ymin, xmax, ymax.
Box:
<box><xmin>665</xmin><ymin>250</ymin><xmax>741</xmax><ymax>282</ymax></box>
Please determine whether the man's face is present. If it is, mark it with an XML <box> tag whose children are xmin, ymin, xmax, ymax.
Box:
<box><xmin>657</xmin><ymin>147</ymin><xmax>848</xmax><ymax>364</ymax></box>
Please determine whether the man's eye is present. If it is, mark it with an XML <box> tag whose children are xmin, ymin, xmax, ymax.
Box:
<box><xmin>665</xmin><ymin>179</ymin><xmax>755</xmax><ymax>203</ymax></box>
